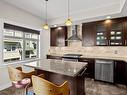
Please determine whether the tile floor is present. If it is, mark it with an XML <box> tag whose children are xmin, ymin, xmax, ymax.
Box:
<box><xmin>0</xmin><ymin>78</ymin><xmax>127</xmax><ymax>95</ymax></box>
<box><xmin>85</xmin><ymin>78</ymin><xmax>127</xmax><ymax>95</ymax></box>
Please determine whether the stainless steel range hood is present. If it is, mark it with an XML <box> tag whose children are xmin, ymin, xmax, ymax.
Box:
<box><xmin>66</xmin><ymin>25</ymin><xmax>82</xmax><ymax>41</ymax></box>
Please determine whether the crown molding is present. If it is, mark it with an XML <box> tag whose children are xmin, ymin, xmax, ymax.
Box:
<box><xmin>48</xmin><ymin>1</ymin><xmax>127</xmax><ymax>25</ymax></box>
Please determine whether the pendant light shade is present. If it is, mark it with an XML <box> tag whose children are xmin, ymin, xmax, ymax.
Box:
<box><xmin>43</xmin><ymin>0</ymin><xmax>49</xmax><ymax>30</ymax></box>
<box><xmin>43</xmin><ymin>24</ymin><xmax>49</xmax><ymax>30</ymax></box>
<box><xmin>65</xmin><ymin>18</ymin><xmax>73</xmax><ymax>26</ymax></box>
<box><xmin>65</xmin><ymin>0</ymin><xmax>73</xmax><ymax>26</ymax></box>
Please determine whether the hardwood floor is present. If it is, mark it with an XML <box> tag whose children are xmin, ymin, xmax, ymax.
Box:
<box><xmin>0</xmin><ymin>78</ymin><xmax>127</xmax><ymax>95</ymax></box>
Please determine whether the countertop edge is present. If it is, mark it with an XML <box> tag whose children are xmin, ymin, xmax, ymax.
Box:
<box><xmin>47</xmin><ymin>54</ymin><xmax>127</xmax><ymax>62</ymax></box>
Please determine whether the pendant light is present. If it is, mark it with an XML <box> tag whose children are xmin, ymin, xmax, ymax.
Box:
<box><xmin>43</xmin><ymin>0</ymin><xmax>49</xmax><ymax>30</ymax></box>
<box><xmin>65</xmin><ymin>0</ymin><xmax>73</xmax><ymax>26</ymax></box>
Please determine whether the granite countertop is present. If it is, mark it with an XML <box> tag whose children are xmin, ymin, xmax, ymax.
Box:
<box><xmin>48</xmin><ymin>54</ymin><xmax>127</xmax><ymax>62</ymax></box>
<box><xmin>24</xmin><ymin>59</ymin><xmax>87</xmax><ymax>77</ymax></box>
<box><xmin>80</xmin><ymin>55</ymin><xmax>127</xmax><ymax>62</ymax></box>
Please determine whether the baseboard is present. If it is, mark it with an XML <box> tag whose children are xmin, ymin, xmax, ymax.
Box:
<box><xmin>0</xmin><ymin>83</ymin><xmax>12</xmax><ymax>91</ymax></box>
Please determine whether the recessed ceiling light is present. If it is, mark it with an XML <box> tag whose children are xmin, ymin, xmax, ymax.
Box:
<box><xmin>105</xmin><ymin>19</ymin><xmax>111</xmax><ymax>23</ymax></box>
<box><xmin>53</xmin><ymin>24</ymin><xmax>57</xmax><ymax>27</ymax></box>
<box><xmin>58</xmin><ymin>27</ymin><xmax>62</xmax><ymax>30</ymax></box>
<box><xmin>106</xmin><ymin>16</ymin><xmax>111</xmax><ymax>19</ymax></box>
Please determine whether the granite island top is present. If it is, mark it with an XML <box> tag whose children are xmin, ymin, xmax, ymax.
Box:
<box><xmin>24</xmin><ymin>59</ymin><xmax>87</xmax><ymax>77</ymax></box>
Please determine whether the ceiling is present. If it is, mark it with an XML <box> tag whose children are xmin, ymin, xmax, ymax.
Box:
<box><xmin>2</xmin><ymin>0</ymin><xmax>127</xmax><ymax>25</ymax></box>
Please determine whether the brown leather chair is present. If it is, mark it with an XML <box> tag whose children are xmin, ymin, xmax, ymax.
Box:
<box><xmin>32</xmin><ymin>75</ymin><xmax>70</xmax><ymax>95</ymax></box>
<box><xmin>8</xmin><ymin>66</ymin><xmax>36</xmax><ymax>94</ymax></box>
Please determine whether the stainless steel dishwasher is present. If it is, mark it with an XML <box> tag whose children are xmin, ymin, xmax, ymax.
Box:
<box><xmin>95</xmin><ymin>59</ymin><xmax>114</xmax><ymax>83</ymax></box>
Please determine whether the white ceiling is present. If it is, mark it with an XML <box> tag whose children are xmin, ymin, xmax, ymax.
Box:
<box><xmin>2</xmin><ymin>0</ymin><xmax>127</xmax><ymax>25</ymax></box>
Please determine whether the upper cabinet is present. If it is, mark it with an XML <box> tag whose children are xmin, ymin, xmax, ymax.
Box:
<box><xmin>50</xmin><ymin>26</ymin><xmax>67</xmax><ymax>46</ymax></box>
<box><xmin>82</xmin><ymin>17</ymin><xmax>127</xmax><ymax>46</ymax></box>
<box><xmin>108</xmin><ymin>19</ymin><xmax>125</xmax><ymax>46</ymax></box>
<box><xmin>82</xmin><ymin>22</ymin><xmax>96</xmax><ymax>46</ymax></box>
<box><xmin>96</xmin><ymin>22</ymin><xmax>108</xmax><ymax>46</ymax></box>
<box><xmin>123</xmin><ymin>18</ymin><xmax>127</xmax><ymax>46</ymax></box>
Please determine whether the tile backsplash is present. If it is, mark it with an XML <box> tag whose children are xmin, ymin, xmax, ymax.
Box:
<box><xmin>49</xmin><ymin>46</ymin><xmax>127</xmax><ymax>57</ymax></box>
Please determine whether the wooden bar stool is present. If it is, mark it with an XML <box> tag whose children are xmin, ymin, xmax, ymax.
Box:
<box><xmin>8</xmin><ymin>66</ymin><xmax>36</xmax><ymax>95</ymax></box>
<box><xmin>32</xmin><ymin>75</ymin><xmax>70</xmax><ymax>95</ymax></box>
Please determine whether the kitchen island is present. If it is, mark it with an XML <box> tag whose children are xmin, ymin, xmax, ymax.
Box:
<box><xmin>24</xmin><ymin>59</ymin><xmax>87</xmax><ymax>95</ymax></box>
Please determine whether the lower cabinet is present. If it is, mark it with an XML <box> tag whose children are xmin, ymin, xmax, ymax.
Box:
<box><xmin>78</xmin><ymin>58</ymin><xmax>95</xmax><ymax>78</ymax></box>
<box><xmin>114</xmin><ymin>61</ymin><xmax>127</xmax><ymax>85</ymax></box>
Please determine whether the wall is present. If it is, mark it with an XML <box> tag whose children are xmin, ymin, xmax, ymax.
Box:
<box><xmin>49</xmin><ymin>46</ymin><xmax>127</xmax><ymax>58</ymax></box>
<box><xmin>0</xmin><ymin>1</ymin><xmax>43</xmax><ymax>29</ymax></box>
<box><xmin>0</xmin><ymin>1</ymin><xmax>50</xmax><ymax>90</ymax></box>
<box><xmin>40</xmin><ymin>29</ymin><xmax>50</xmax><ymax>59</ymax></box>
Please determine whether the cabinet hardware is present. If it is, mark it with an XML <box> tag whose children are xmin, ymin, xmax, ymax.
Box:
<box><xmin>125</xmin><ymin>40</ymin><xmax>127</xmax><ymax>45</ymax></box>
<box><xmin>109</xmin><ymin>40</ymin><xmax>110</xmax><ymax>45</ymax></box>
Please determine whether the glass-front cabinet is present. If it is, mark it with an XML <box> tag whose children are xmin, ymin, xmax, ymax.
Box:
<box><xmin>109</xmin><ymin>22</ymin><xmax>123</xmax><ymax>46</ymax></box>
<box><xmin>95</xmin><ymin>19</ymin><xmax>125</xmax><ymax>46</ymax></box>
<box><xmin>96</xmin><ymin>24</ymin><xmax>108</xmax><ymax>46</ymax></box>
<box><xmin>83</xmin><ymin>17</ymin><xmax>127</xmax><ymax>47</ymax></box>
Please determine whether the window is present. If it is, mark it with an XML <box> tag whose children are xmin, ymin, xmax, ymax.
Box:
<box><xmin>25</xmin><ymin>33</ymin><xmax>38</xmax><ymax>59</ymax></box>
<box><xmin>3</xmin><ymin>23</ymin><xmax>40</xmax><ymax>63</ymax></box>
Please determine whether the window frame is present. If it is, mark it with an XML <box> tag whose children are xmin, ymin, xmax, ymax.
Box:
<box><xmin>3</xmin><ymin>24</ymin><xmax>40</xmax><ymax>63</ymax></box>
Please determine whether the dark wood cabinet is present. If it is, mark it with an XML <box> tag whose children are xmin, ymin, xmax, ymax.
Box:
<box><xmin>108</xmin><ymin>19</ymin><xmax>125</xmax><ymax>46</ymax></box>
<box><xmin>82</xmin><ymin>22</ymin><xmax>95</xmax><ymax>46</ymax></box>
<box><xmin>126</xmin><ymin>64</ymin><xmax>127</xmax><ymax>85</ymax></box>
<box><xmin>123</xmin><ymin>19</ymin><xmax>127</xmax><ymax>46</ymax></box>
<box><xmin>50</xmin><ymin>26</ymin><xmax>67</xmax><ymax>46</ymax></box>
<box><xmin>96</xmin><ymin>21</ymin><xmax>109</xmax><ymax>46</ymax></box>
<box><xmin>114</xmin><ymin>61</ymin><xmax>127</xmax><ymax>85</ymax></box>
<box><xmin>95</xmin><ymin>18</ymin><xmax>125</xmax><ymax>46</ymax></box>
<box><xmin>82</xmin><ymin>17</ymin><xmax>127</xmax><ymax>46</ymax></box>
<box><xmin>78</xmin><ymin>58</ymin><xmax>95</xmax><ymax>78</ymax></box>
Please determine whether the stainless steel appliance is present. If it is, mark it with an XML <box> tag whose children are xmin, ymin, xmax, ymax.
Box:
<box><xmin>66</xmin><ymin>25</ymin><xmax>82</xmax><ymax>41</ymax></box>
<box><xmin>62</xmin><ymin>54</ymin><xmax>82</xmax><ymax>62</ymax></box>
<box><xmin>95</xmin><ymin>59</ymin><xmax>114</xmax><ymax>83</ymax></box>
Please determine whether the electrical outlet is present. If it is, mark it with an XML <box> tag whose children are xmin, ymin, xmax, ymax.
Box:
<box><xmin>114</xmin><ymin>50</ymin><xmax>118</xmax><ymax>54</ymax></box>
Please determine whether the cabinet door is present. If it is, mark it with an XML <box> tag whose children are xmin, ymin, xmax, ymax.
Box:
<box><xmin>101</xmin><ymin>63</ymin><xmax>114</xmax><ymax>83</ymax></box>
<box><xmin>50</xmin><ymin>28</ymin><xmax>58</xmax><ymax>46</ymax></box>
<box><xmin>57</xmin><ymin>27</ymin><xmax>67</xmax><ymax>46</ymax></box>
<box><xmin>126</xmin><ymin>63</ymin><xmax>127</xmax><ymax>85</ymax></box>
<box><xmin>82</xmin><ymin>23</ymin><xmax>95</xmax><ymax>46</ymax></box>
<box><xmin>114</xmin><ymin>61</ymin><xmax>126</xmax><ymax>84</ymax></box>
<box><xmin>96</xmin><ymin>22</ymin><xmax>108</xmax><ymax>46</ymax></box>
<box><xmin>50</xmin><ymin>26</ymin><xmax>67</xmax><ymax>46</ymax></box>
<box><xmin>108</xmin><ymin>19</ymin><xmax>125</xmax><ymax>46</ymax></box>
<box><xmin>95</xmin><ymin>63</ymin><xmax>102</xmax><ymax>80</ymax></box>
<box><xmin>123</xmin><ymin>19</ymin><xmax>127</xmax><ymax>46</ymax></box>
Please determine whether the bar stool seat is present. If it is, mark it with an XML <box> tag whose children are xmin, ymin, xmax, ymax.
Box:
<box><xmin>32</xmin><ymin>75</ymin><xmax>70</xmax><ymax>95</ymax></box>
<box><xmin>8</xmin><ymin>66</ymin><xmax>36</xmax><ymax>95</ymax></box>
<box><xmin>12</xmin><ymin>78</ymin><xmax>31</xmax><ymax>89</ymax></box>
